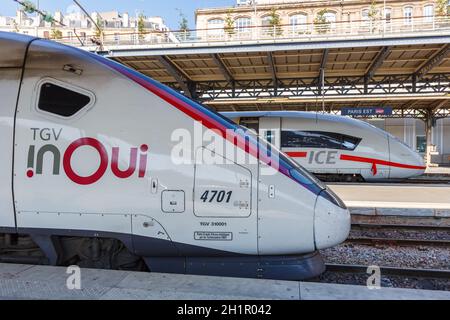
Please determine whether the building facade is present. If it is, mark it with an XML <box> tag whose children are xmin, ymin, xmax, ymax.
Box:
<box><xmin>196</xmin><ymin>0</ymin><xmax>445</xmax><ymax>38</ymax></box>
<box><xmin>0</xmin><ymin>9</ymin><xmax>170</xmax><ymax>45</ymax></box>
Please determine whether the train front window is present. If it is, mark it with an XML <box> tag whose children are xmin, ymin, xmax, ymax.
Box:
<box><xmin>281</xmin><ymin>131</ymin><xmax>361</xmax><ymax>151</ymax></box>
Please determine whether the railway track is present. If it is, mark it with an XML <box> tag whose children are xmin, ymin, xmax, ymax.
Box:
<box><xmin>325</xmin><ymin>263</ymin><xmax>450</xmax><ymax>279</ymax></box>
<box><xmin>348</xmin><ymin>223</ymin><xmax>450</xmax><ymax>247</ymax></box>
<box><xmin>351</xmin><ymin>223</ymin><xmax>450</xmax><ymax>232</ymax></box>
<box><xmin>404</xmin><ymin>179</ymin><xmax>450</xmax><ymax>185</ymax></box>
<box><xmin>346</xmin><ymin>237</ymin><xmax>450</xmax><ymax>247</ymax></box>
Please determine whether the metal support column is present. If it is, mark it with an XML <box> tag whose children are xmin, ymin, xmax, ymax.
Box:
<box><xmin>412</xmin><ymin>74</ymin><xmax>417</xmax><ymax>93</ymax></box>
<box><xmin>424</xmin><ymin>110</ymin><xmax>436</xmax><ymax>167</ymax></box>
<box><xmin>188</xmin><ymin>81</ymin><xmax>198</xmax><ymax>100</ymax></box>
<box><xmin>363</xmin><ymin>75</ymin><xmax>368</xmax><ymax>94</ymax></box>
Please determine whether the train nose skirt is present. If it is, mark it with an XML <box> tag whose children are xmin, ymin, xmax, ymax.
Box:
<box><xmin>144</xmin><ymin>251</ymin><xmax>325</xmax><ymax>281</ymax></box>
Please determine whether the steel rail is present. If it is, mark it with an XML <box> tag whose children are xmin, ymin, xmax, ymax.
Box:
<box><xmin>351</xmin><ymin>223</ymin><xmax>450</xmax><ymax>232</ymax></box>
<box><xmin>403</xmin><ymin>179</ymin><xmax>450</xmax><ymax>184</ymax></box>
<box><xmin>346</xmin><ymin>237</ymin><xmax>450</xmax><ymax>247</ymax></box>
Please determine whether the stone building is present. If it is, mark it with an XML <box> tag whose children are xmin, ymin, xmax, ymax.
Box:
<box><xmin>196</xmin><ymin>0</ymin><xmax>443</xmax><ymax>38</ymax></box>
<box><xmin>0</xmin><ymin>8</ymin><xmax>170</xmax><ymax>45</ymax></box>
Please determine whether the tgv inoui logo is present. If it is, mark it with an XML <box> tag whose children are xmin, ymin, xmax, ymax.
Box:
<box><xmin>26</xmin><ymin>128</ymin><xmax>149</xmax><ymax>185</ymax></box>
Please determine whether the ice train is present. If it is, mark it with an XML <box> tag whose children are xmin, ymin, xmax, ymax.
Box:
<box><xmin>0</xmin><ymin>32</ymin><xmax>350</xmax><ymax>280</ymax></box>
<box><xmin>222</xmin><ymin>111</ymin><xmax>427</xmax><ymax>182</ymax></box>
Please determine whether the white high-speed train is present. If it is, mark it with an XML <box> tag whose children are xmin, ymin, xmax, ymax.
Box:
<box><xmin>0</xmin><ymin>32</ymin><xmax>350</xmax><ymax>280</ymax></box>
<box><xmin>222</xmin><ymin>111</ymin><xmax>426</xmax><ymax>182</ymax></box>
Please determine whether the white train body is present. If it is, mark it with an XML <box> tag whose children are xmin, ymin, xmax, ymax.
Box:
<box><xmin>222</xmin><ymin>112</ymin><xmax>426</xmax><ymax>181</ymax></box>
<box><xmin>0</xmin><ymin>32</ymin><xmax>350</xmax><ymax>280</ymax></box>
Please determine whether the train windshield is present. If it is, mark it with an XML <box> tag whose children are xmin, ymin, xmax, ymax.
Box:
<box><xmin>257</xmin><ymin>134</ymin><xmax>326</xmax><ymax>190</ymax></box>
<box><xmin>282</xmin><ymin>153</ymin><xmax>327</xmax><ymax>189</ymax></box>
<box><xmin>281</xmin><ymin>131</ymin><xmax>362</xmax><ymax>151</ymax></box>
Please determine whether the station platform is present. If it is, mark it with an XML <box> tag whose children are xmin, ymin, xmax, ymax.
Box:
<box><xmin>328</xmin><ymin>183</ymin><xmax>450</xmax><ymax>217</ymax></box>
<box><xmin>0</xmin><ymin>263</ymin><xmax>448</xmax><ymax>300</ymax></box>
<box><xmin>425</xmin><ymin>166</ymin><xmax>450</xmax><ymax>176</ymax></box>
<box><xmin>420</xmin><ymin>167</ymin><xmax>450</xmax><ymax>181</ymax></box>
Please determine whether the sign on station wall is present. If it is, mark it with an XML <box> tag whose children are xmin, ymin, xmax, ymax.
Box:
<box><xmin>341</xmin><ymin>107</ymin><xmax>393</xmax><ymax>117</ymax></box>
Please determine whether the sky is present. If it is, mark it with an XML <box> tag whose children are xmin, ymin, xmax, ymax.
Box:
<box><xmin>1</xmin><ymin>0</ymin><xmax>236</xmax><ymax>29</ymax></box>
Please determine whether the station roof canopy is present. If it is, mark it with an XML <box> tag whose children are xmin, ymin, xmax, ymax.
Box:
<box><xmin>104</xmin><ymin>34</ymin><xmax>450</xmax><ymax>117</ymax></box>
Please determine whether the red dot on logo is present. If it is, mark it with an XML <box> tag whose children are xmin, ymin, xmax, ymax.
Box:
<box><xmin>140</xmin><ymin>144</ymin><xmax>149</xmax><ymax>152</ymax></box>
<box><xmin>26</xmin><ymin>170</ymin><xmax>34</xmax><ymax>178</ymax></box>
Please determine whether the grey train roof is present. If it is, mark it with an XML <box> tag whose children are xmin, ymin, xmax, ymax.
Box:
<box><xmin>0</xmin><ymin>31</ymin><xmax>37</xmax><ymax>68</ymax></box>
<box><xmin>220</xmin><ymin>111</ymin><xmax>368</xmax><ymax>126</ymax></box>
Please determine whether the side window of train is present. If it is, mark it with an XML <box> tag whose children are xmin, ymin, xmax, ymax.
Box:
<box><xmin>281</xmin><ymin>131</ymin><xmax>362</xmax><ymax>151</ymax></box>
<box><xmin>35</xmin><ymin>78</ymin><xmax>95</xmax><ymax>119</ymax></box>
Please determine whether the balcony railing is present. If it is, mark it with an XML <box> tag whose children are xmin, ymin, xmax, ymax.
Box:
<box><xmin>6</xmin><ymin>15</ymin><xmax>450</xmax><ymax>49</ymax></box>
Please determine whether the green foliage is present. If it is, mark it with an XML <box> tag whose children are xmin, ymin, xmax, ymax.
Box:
<box><xmin>138</xmin><ymin>13</ymin><xmax>146</xmax><ymax>40</ymax></box>
<box><xmin>50</xmin><ymin>29</ymin><xmax>62</xmax><ymax>39</ymax></box>
<box><xmin>314</xmin><ymin>9</ymin><xmax>331</xmax><ymax>34</ymax></box>
<box><xmin>95</xmin><ymin>17</ymin><xmax>103</xmax><ymax>38</ymax></box>
<box><xmin>267</xmin><ymin>8</ymin><xmax>282</xmax><ymax>36</ymax></box>
<box><xmin>12</xmin><ymin>20</ymin><xmax>19</xmax><ymax>32</ymax></box>
<box><xmin>178</xmin><ymin>10</ymin><xmax>189</xmax><ymax>32</ymax></box>
<box><xmin>368</xmin><ymin>0</ymin><xmax>379</xmax><ymax>20</ymax></box>
<box><xmin>176</xmin><ymin>9</ymin><xmax>189</xmax><ymax>41</ymax></box>
<box><xmin>224</xmin><ymin>10</ymin><xmax>235</xmax><ymax>36</ymax></box>
<box><xmin>436</xmin><ymin>0</ymin><xmax>450</xmax><ymax>16</ymax></box>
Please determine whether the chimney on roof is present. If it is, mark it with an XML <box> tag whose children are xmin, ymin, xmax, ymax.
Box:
<box><xmin>123</xmin><ymin>12</ymin><xmax>129</xmax><ymax>27</ymax></box>
<box><xmin>16</xmin><ymin>10</ymin><xmax>26</xmax><ymax>26</ymax></box>
<box><xmin>54</xmin><ymin>11</ymin><xmax>63</xmax><ymax>24</ymax></box>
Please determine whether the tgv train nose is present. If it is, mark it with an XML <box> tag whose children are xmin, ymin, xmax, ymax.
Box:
<box><xmin>314</xmin><ymin>189</ymin><xmax>351</xmax><ymax>250</ymax></box>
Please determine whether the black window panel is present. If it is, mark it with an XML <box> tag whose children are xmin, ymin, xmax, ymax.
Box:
<box><xmin>281</xmin><ymin>131</ymin><xmax>362</xmax><ymax>151</ymax></box>
<box><xmin>38</xmin><ymin>83</ymin><xmax>91</xmax><ymax>117</ymax></box>
<box><xmin>239</xmin><ymin>118</ymin><xmax>260</xmax><ymax>133</ymax></box>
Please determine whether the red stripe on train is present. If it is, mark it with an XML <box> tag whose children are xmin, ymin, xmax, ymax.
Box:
<box><xmin>286</xmin><ymin>152</ymin><xmax>308</xmax><ymax>158</ymax></box>
<box><xmin>340</xmin><ymin>154</ymin><xmax>426</xmax><ymax>175</ymax></box>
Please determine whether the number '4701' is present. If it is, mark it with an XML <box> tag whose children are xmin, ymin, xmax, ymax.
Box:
<box><xmin>200</xmin><ymin>190</ymin><xmax>232</xmax><ymax>203</ymax></box>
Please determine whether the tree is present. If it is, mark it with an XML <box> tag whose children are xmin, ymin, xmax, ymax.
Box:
<box><xmin>12</xmin><ymin>20</ymin><xmax>19</xmax><ymax>33</ymax></box>
<box><xmin>224</xmin><ymin>10</ymin><xmax>235</xmax><ymax>36</ymax></box>
<box><xmin>368</xmin><ymin>0</ymin><xmax>379</xmax><ymax>33</ymax></box>
<box><xmin>267</xmin><ymin>8</ymin><xmax>282</xmax><ymax>37</ymax></box>
<box><xmin>138</xmin><ymin>13</ymin><xmax>146</xmax><ymax>41</ymax></box>
<box><xmin>178</xmin><ymin>10</ymin><xmax>189</xmax><ymax>32</ymax></box>
<box><xmin>368</xmin><ymin>0</ymin><xmax>379</xmax><ymax>21</ymax></box>
<box><xmin>94</xmin><ymin>16</ymin><xmax>103</xmax><ymax>38</ymax></box>
<box><xmin>436</xmin><ymin>0</ymin><xmax>450</xmax><ymax>16</ymax></box>
<box><xmin>314</xmin><ymin>9</ymin><xmax>331</xmax><ymax>34</ymax></box>
<box><xmin>50</xmin><ymin>29</ymin><xmax>62</xmax><ymax>39</ymax></box>
<box><xmin>176</xmin><ymin>9</ymin><xmax>189</xmax><ymax>41</ymax></box>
